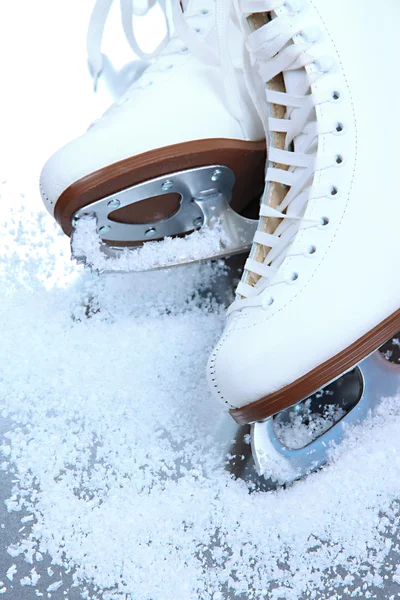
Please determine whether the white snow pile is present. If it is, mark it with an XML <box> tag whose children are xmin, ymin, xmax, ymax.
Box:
<box><xmin>273</xmin><ymin>399</ymin><xmax>346</xmax><ymax>450</ymax></box>
<box><xmin>72</xmin><ymin>214</ymin><xmax>229</xmax><ymax>272</ymax></box>
<box><xmin>2</xmin><ymin>182</ymin><xmax>400</xmax><ymax>600</ymax></box>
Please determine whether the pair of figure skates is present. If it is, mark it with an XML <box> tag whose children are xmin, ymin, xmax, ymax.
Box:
<box><xmin>40</xmin><ymin>0</ymin><xmax>400</xmax><ymax>483</ymax></box>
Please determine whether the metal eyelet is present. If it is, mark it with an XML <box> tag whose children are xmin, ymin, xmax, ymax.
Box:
<box><xmin>320</xmin><ymin>216</ymin><xmax>330</xmax><ymax>227</ymax></box>
<box><xmin>262</xmin><ymin>296</ymin><xmax>275</xmax><ymax>310</ymax></box>
<box><xmin>287</xmin><ymin>272</ymin><xmax>299</xmax><ymax>284</ymax></box>
<box><xmin>283</xmin><ymin>0</ymin><xmax>305</xmax><ymax>13</ymax></box>
<box><xmin>330</xmin><ymin>186</ymin><xmax>339</xmax><ymax>197</ymax></box>
<box><xmin>334</xmin><ymin>122</ymin><xmax>345</xmax><ymax>134</ymax></box>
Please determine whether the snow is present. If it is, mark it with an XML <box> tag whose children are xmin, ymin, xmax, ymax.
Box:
<box><xmin>0</xmin><ymin>2</ymin><xmax>400</xmax><ymax>600</ymax></box>
<box><xmin>72</xmin><ymin>214</ymin><xmax>230</xmax><ymax>272</ymax></box>
<box><xmin>273</xmin><ymin>398</ymin><xmax>346</xmax><ymax>450</ymax></box>
<box><xmin>47</xmin><ymin>581</ymin><xmax>63</xmax><ymax>593</ymax></box>
<box><xmin>2</xmin><ymin>182</ymin><xmax>400</xmax><ymax>600</ymax></box>
<box><xmin>6</xmin><ymin>565</ymin><xmax>17</xmax><ymax>582</ymax></box>
<box><xmin>21</xmin><ymin>569</ymin><xmax>41</xmax><ymax>587</ymax></box>
<box><xmin>393</xmin><ymin>566</ymin><xmax>400</xmax><ymax>585</ymax></box>
<box><xmin>7</xmin><ymin>544</ymin><xmax>22</xmax><ymax>558</ymax></box>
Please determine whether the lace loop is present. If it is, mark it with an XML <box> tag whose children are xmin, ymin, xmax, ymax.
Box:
<box><xmin>87</xmin><ymin>0</ymin><xmax>249</xmax><ymax>128</ymax></box>
<box><xmin>120</xmin><ymin>0</ymin><xmax>170</xmax><ymax>59</ymax></box>
<box><xmin>87</xmin><ymin>0</ymin><xmax>170</xmax><ymax>89</ymax></box>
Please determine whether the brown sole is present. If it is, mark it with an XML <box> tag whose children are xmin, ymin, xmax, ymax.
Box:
<box><xmin>230</xmin><ymin>307</ymin><xmax>400</xmax><ymax>425</ymax></box>
<box><xmin>54</xmin><ymin>138</ymin><xmax>266</xmax><ymax>245</ymax></box>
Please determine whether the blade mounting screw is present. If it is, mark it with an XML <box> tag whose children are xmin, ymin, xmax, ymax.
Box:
<box><xmin>211</xmin><ymin>169</ymin><xmax>223</xmax><ymax>181</ymax></box>
<box><xmin>107</xmin><ymin>198</ymin><xmax>121</xmax><ymax>209</ymax></box>
<box><xmin>161</xmin><ymin>180</ymin><xmax>174</xmax><ymax>191</ymax></box>
<box><xmin>145</xmin><ymin>228</ymin><xmax>157</xmax><ymax>237</ymax></box>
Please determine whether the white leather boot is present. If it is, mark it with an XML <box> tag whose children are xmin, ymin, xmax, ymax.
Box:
<box><xmin>40</xmin><ymin>0</ymin><xmax>265</xmax><ymax>264</ymax></box>
<box><xmin>208</xmin><ymin>0</ymin><xmax>400</xmax><ymax>458</ymax></box>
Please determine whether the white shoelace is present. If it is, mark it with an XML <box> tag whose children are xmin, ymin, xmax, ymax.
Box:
<box><xmin>87</xmin><ymin>0</ymin><xmax>169</xmax><ymax>90</ymax></box>
<box><xmin>229</xmin><ymin>0</ymin><xmax>338</xmax><ymax>312</ymax></box>
<box><xmin>87</xmin><ymin>0</ymin><xmax>248</xmax><ymax>123</ymax></box>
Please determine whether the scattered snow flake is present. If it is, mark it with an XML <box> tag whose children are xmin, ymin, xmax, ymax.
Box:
<box><xmin>394</xmin><ymin>565</ymin><xmax>400</xmax><ymax>585</ymax></box>
<box><xmin>21</xmin><ymin>568</ymin><xmax>41</xmax><ymax>587</ymax></box>
<box><xmin>47</xmin><ymin>580</ymin><xmax>63</xmax><ymax>592</ymax></box>
<box><xmin>21</xmin><ymin>514</ymin><xmax>34</xmax><ymax>523</ymax></box>
<box><xmin>6</xmin><ymin>564</ymin><xmax>17</xmax><ymax>581</ymax></box>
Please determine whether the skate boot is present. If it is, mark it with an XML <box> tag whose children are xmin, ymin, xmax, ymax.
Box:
<box><xmin>39</xmin><ymin>0</ymin><xmax>266</xmax><ymax>271</ymax></box>
<box><xmin>207</xmin><ymin>0</ymin><xmax>400</xmax><ymax>482</ymax></box>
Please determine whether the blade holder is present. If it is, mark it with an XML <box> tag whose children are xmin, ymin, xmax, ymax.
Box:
<box><xmin>251</xmin><ymin>350</ymin><xmax>400</xmax><ymax>483</ymax></box>
<box><xmin>71</xmin><ymin>165</ymin><xmax>258</xmax><ymax>270</ymax></box>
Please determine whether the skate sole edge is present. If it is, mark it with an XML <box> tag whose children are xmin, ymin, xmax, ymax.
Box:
<box><xmin>54</xmin><ymin>138</ymin><xmax>266</xmax><ymax>244</ymax></box>
<box><xmin>230</xmin><ymin>308</ymin><xmax>400</xmax><ymax>424</ymax></box>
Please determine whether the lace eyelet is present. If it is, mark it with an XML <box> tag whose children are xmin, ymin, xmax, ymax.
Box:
<box><xmin>200</xmin><ymin>8</ymin><xmax>210</xmax><ymax>15</ymax></box>
<box><xmin>335</xmin><ymin>154</ymin><xmax>344</xmax><ymax>166</ymax></box>
<box><xmin>283</xmin><ymin>0</ymin><xmax>304</xmax><ymax>13</ymax></box>
<box><xmin>180</xmin><ymin>47</ymin><xmax>189</xmax><ymax>54</ymax></box>
<box><xmin>262</xmin><ymin>296</ymin><xmax>275</xmax><ymax>310</ymax></box>
<box><xmin>194</xmin><ymin>27</ymin><xmax>202</xmax><ymax>33</ymax></box>
<box><xmin>331</xmin><ymin>90</ymin><xmax>342</xmax><ymax>102</ymax></box>
<box><xmin>287</xmin><ymin>272</ymin><xmax>299</xmax><ymax>284</ymax></box>
<box><xmin>334</xmin><ymin>121</ymin><xmax>345</xmax><ymax>134</ymax></box>
<box><xmin>306</xmin><ymin>245</ymin><xmax>317</xmax><ymax>256</ymax></box>
<box><xmin>320</xmin><ymin>216</ymin><xmax>330</xmax><ymax>227</ymax></box>
<box><xmin>330</xmin><ymin>186</ymin><xmax>338</xmax><ymax>197</ymax></box>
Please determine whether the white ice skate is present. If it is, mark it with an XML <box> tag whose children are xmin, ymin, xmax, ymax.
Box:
<box><xmin>208</xmin><ymin>0</ymin><xmax>400</xmax><ymax>482</ymax></box>
<box><xmin>40</xmin><ymin>0</ymin><xmax>266</xmax><ymax>271</ymax></box>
